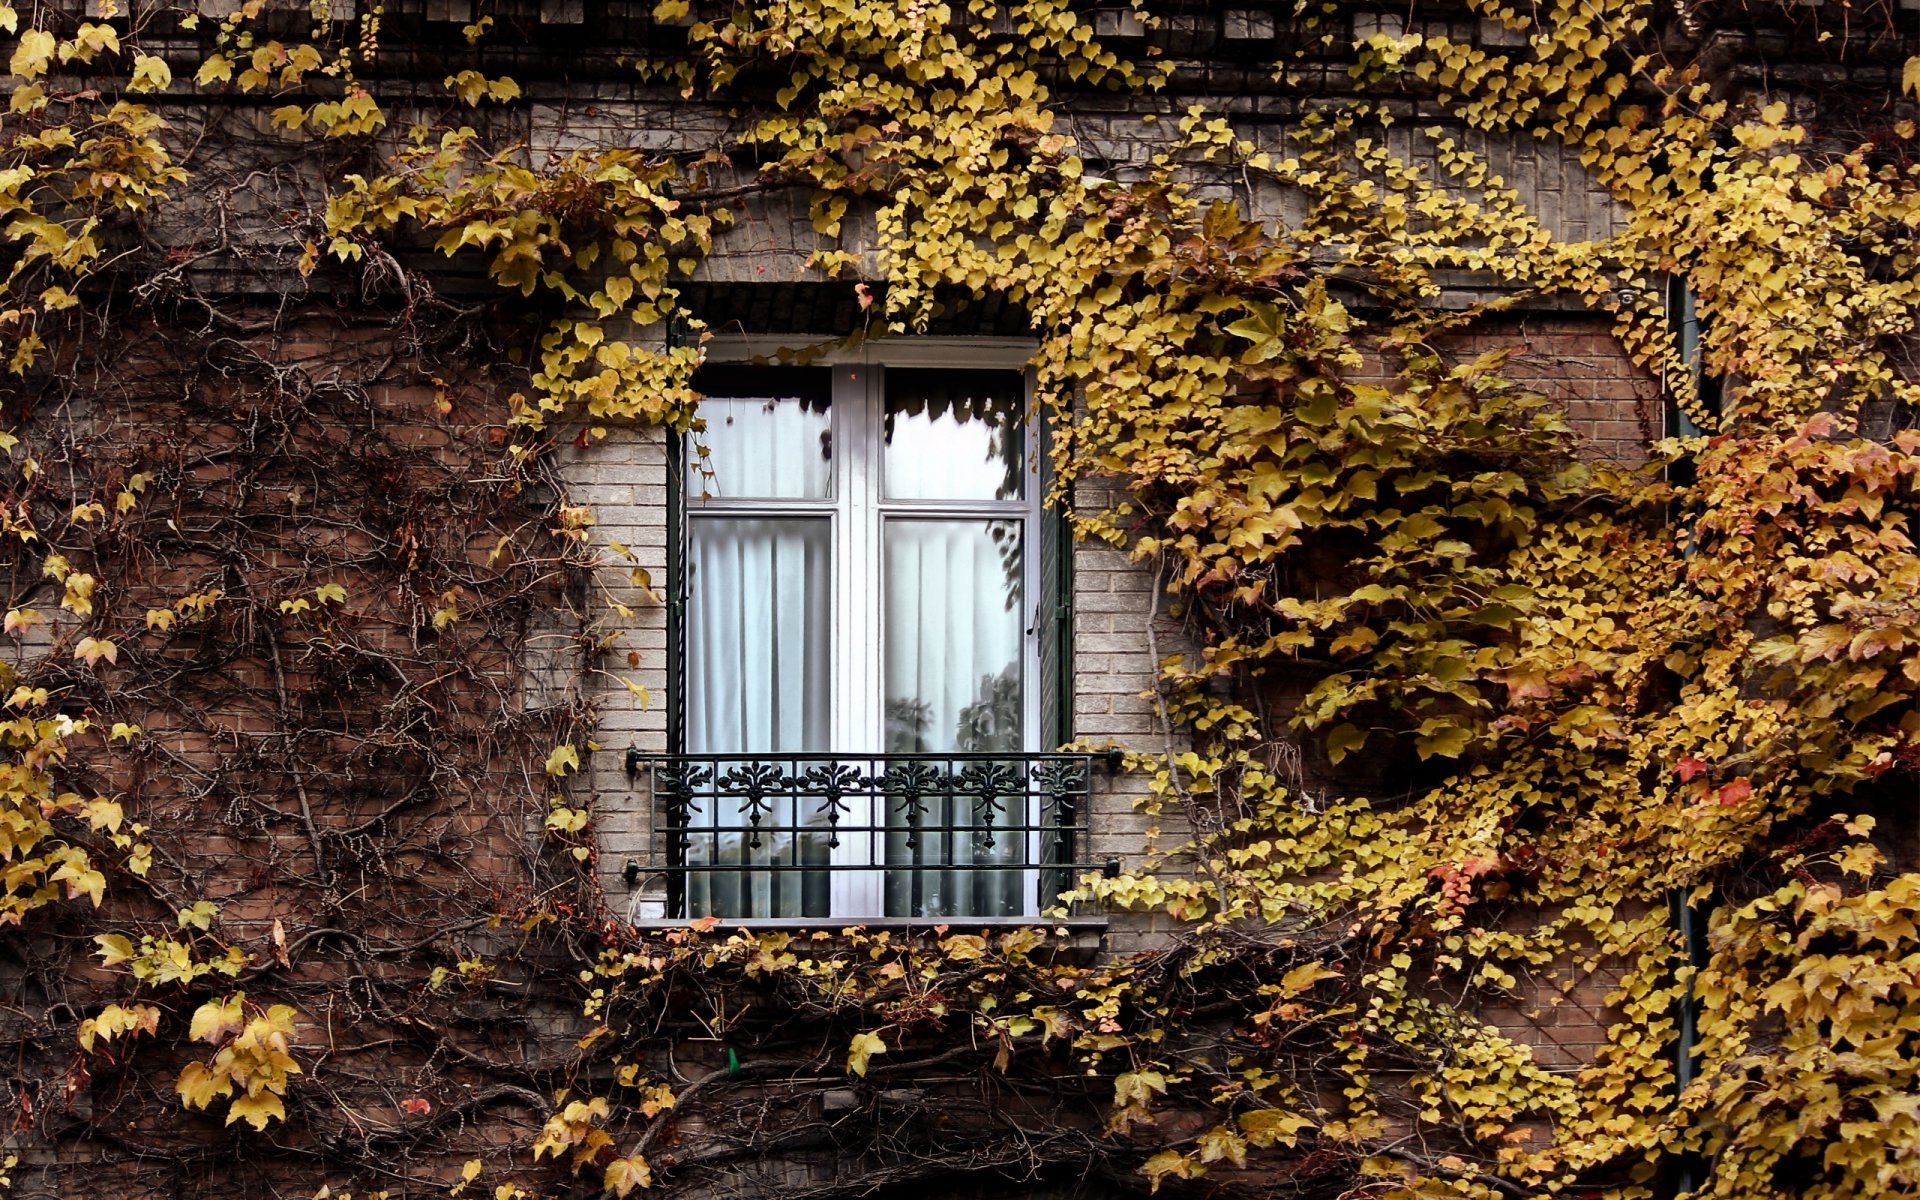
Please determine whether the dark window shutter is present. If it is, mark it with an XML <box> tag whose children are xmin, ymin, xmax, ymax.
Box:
<box><xmin>666</xmin><ymin>432</ymin><xmax>688</xmax><ymax>755</ymax></box>
<box><xmin>662</xmin><ymin>431</ymin><xmax>691</xmax><ymax>918</ymax></box>
<box><xmin>1037</xmin><ymin>477</ymin><xmax>1073</xmax><ymax>751</ymax></box>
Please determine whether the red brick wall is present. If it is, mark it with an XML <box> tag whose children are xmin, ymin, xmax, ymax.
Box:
<box><xmin>0</xmin><ymin>310</ymin><xmax>595</xmax><ymax>1199</ymax></box>
<box><xmin>1455</xmin><ymin>314</ymin><xmax>1664</xmax><ymax>467</ymax></box>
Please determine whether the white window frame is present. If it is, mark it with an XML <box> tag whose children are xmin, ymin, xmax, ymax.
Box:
<box><xmin>686</xmin><ymin>336</ymin><xmax>1043</xmax><ymax>917</ymax></box>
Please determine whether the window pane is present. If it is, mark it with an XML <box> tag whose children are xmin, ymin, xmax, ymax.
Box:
<box><xmin>691</xmin><ymin>367</ymin><xmax>832</xmax><ymax>499</ymax></box>
<box><xmin>882</xmin><ymin>519</ymin><xmax>1026</xmax><ymax>917</ymax></box>
<box><xmin>686</xmin><ymin>517</ymin><xmax>832</xmax><ymax>918</ymax></box>
<box><xmin>883</xmin><ymin>369</ymin><xmax>1025</xmax><ymax>501</ymax></box>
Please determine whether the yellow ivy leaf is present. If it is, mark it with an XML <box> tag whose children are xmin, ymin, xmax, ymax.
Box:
<box><xmin>1837</xmin><ymin>842</ymin><xmax>1884</xmax><ymax>878</ymax></box>
<box><xmin>604</xmin><ymin>1154</ymin><xmax>652</xmax><ymax>1197</ymax></box>
<box><xmin>1414</xmin><ymin>722</ymin><xmax>1472</xmax><ymax>760</ymax></box>
<box><xmin>1279</xmin><ymin>961</ymin><xmax>1339</xmax><ymax>997</ymax></box>
<box><xmin>9</xmin><ymin>29</ymin><xmax>55</xmax><ymax>79</ymax></box>
<box><xmin>82</xmin><ymin>796</ymin><xmax>123</xmax><ymax>831</ymax></box>
<box><xmin>1238</xmin><ymin>1107</ymin><xmax>1312</xmax><ymax>1148</ymax></box>
<box><xmin>94</xmin><ymin>933</ymin><xmax>134</xmax><ymax>966</ymax></box>
<box><xmin>52</xmin><ymin>858</ymin><xmax>106</xmax><ymax>905</ymax></box>
<box><xmin>176</xmin><ymin>1061</ymin><xmax>232</xmax><ymax>1110</ymax></box>
<box><xmin>226</xmin><ymin>1090</ymin><xmax>285</xmax><ymax>1130</ymax></box>
<box><xmin>189</xmin><ymin>994</ymin><xmax>246</xmax><ymax>1044</ymax></box>
<box><xmin>545</xmin><ymin>744</ymin><xmax>581</xmax><ymax>776</ymax></box>
<box><xmin>62</xmin><ymin>573</ymin><xmax>96</xmax><ymax>617</ymax></box>
<box><xmin>129</xmin><ymin>53</ymin><xmax>172</xmax><ymax>92</ymax></box>
<box><xmin>1195</xmin><ymin>1125</ymin><xmax>1247</xmax><ymax>1167</ymax></box>
<box><xmin>74</xmin><ymin>637</ymin><xmax>118</xmax><ymax>667</ymax></box>
<box><xmin>196</xmin><ymin>53</ymin><xmax>233</xmax><ymax>85</ymax></box>
<box><xmin>846</xmin><ymin>1031</ymin><xmax>887</xmax><ymax>1077</ymax></box>
<box><xmin>1141</xmin><ymin>1150</ymin><xmax>1199</xmax><ymax>1193</ymax></box>
<box><xmin>1114</xmin><ymin>1069</ymin><xmax>1168</xmax><ymax>1107</ymax></box>
<box><xmin>67</xmin><ymin>22</ymin><xmax>119</xmax><ymax>59</ymax></box>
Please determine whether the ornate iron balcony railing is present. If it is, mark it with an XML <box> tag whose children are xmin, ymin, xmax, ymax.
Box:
<box><xmin>624</xmin><ymin>750</ymin><xmax>1113</xmax><ymax>920</ymax></box>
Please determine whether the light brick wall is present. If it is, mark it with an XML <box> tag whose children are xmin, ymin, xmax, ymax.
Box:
<box><xmin>1068</xmin><ymin>479</ymin><xmax>1194</xmax><ymax>876</ymax></box>
<box><xmin>1066</xmin><ymin>474</ymin><xmax>1201</xmax><ymax>956</ymax></box>
<box><xmin>515</xmin><ymin>95</ymin><xmax>1624</xmax><ymax>294</ymax></box>
<box><xmin>549</xmin><ymin>426</ymin><xmax>672</xmax><ymax>914</ymax></box>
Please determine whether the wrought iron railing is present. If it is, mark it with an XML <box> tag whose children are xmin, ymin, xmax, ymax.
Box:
<box><xmin>624</xmin><ymin>751</ymin><xmax>1114</xmax><ymax>920</ymax></box>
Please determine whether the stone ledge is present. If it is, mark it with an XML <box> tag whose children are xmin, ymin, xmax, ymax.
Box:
<box><xmin>619</xmin><ymin>916</ymin><xmax>1111</xmax><ymax>960</ymax></box>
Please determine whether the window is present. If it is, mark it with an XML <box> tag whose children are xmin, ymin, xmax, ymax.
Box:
<box><xmin>647</xmin><ymin>343</ymin><xmax>1079</xmax><ymax>921</ymax></box>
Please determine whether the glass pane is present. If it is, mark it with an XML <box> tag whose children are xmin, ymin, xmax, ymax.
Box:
<box><xmin>685</xmin><ymin>517</ymin><xmax>831</xmax><ymax>918</ymax></box>
<box><xmin>884</xmin><ymin>369</ymin><xmax>1025</xmax><ymax>501</ymax></box>
<box><xmin>690</xmin><ymin>369</ymin><xmax>832</xmax><ymax>499</ymax></box>
<box><xmin>882</xmin><ymin>519</ymin><xmax>1026</xmax><ymax>917</ymax></box>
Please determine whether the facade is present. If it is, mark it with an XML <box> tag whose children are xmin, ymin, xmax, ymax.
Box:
<box><xmin>7</xmin><ymin>2</ymin><xmax>1913</xmax><ymax>1197</ymax></box>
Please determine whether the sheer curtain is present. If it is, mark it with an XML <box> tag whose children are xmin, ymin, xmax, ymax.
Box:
<box><xmin>686</xmin><ymin>517</ymin><xmax>830</xmax><ymax>918</ymax></box>
<box><xmin>683</xmin><ymin>381</ymin><xmax>834</xmax><ymax>918</ymax></box>
<box><xmin>883</xmin><ymin>519</ymin><xmax>1025</xmax><ymax>917</ymax></box>
<box><xmin>692</xmin><ymin>394</ymin><xmax>831</xmax><ymax>499</ymax></box>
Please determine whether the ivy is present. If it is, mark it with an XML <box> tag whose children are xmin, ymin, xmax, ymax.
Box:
<box><xmin>0</xmin><ymin>1</ymin><xmax>1917</xmax><ymax>1198</ymax></box>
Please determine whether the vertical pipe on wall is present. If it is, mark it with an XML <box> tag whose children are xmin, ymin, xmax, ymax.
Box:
<box><xmin>1670</xmin><ymin>886</ymin><xmax>1711</xmax><ymax>1196</ymax></box>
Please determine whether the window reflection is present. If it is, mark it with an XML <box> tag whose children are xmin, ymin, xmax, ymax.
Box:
<box><xmin>883</xmin><ymin>369</ymin><xmax>1025</xmax><ymax>501</ymax></box>
<box><xmin>883</xmin><ymin>519</ymin><xmax>1025</xmax><ymax>917</ymax></box>
<box><xmin>690</xmin><ymin>367</ymin><xmax>833</xmax><ymax>500</ymax></box>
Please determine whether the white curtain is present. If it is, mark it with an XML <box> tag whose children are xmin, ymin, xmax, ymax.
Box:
<box><xmin>693</xmin><ymin>395</ymin><xmax>831</xmax><ymax>499</ymax></box>
<box><xmin>883</xmin><ymin>519</ymin><xmax>1026</xmax><ymax>917</ymax></box>
<box><xmin>686</xmin><ymin>517</ymin><xmax>831</xmax><ymax>918</ymax></box>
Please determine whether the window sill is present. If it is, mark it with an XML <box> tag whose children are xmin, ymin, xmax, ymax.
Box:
<box><xmin>622</xmin><ymin>915</ymin><xmax>1106</xmax><ymax>932</ymax></box>
<box><xmin>619</xmin><ymin>915</ymin><xmax>1110</xmax><ymax>956</ymax></box>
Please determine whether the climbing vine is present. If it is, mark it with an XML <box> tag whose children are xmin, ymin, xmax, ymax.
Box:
<box><xmin>0</xmin><ymin>0</ymin><xmax>1916</xmax><ymax>1198</ymax></box>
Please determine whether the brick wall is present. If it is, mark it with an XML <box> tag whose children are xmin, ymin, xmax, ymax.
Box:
<box><xmin>0</xmin><ymin>310</ymin><xmax>603</xmax><ymax>1198</ymax></box>
<box><xmin>550</xmin><ymin>427</ymin><xmax>673</xmax><ymax>911</ymax></box>
<box><xmin>1457</xmin><ymin>313</ymin><xmax>1665</xmax><ymax>467</ymax></box>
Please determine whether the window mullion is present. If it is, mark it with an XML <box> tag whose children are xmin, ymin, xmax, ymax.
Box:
<box><xmin>833</xmin><ymin>362</ymin><xmax>882</xmax><ymax>915</ymax></box>
<box><xmin>1020</xmin><ymin>373</ymin><xmax>1043</xmax><ymax>915</ymax></box>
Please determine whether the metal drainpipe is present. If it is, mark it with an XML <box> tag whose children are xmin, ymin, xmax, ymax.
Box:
<box><xmin>1665</xmin><ymin>124</ymin><xmax>1733</xmax><ymax>1197</ymax></box>
<box><xmin>1670</xmin><ymin>887</ymin><xmax>1711</xmax><ymax>1196</ymax></box>
<box><xmin>1668</xmin><ymin>285</ymin><xmax>1707</xmax><ymax>1197</ymax></box>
